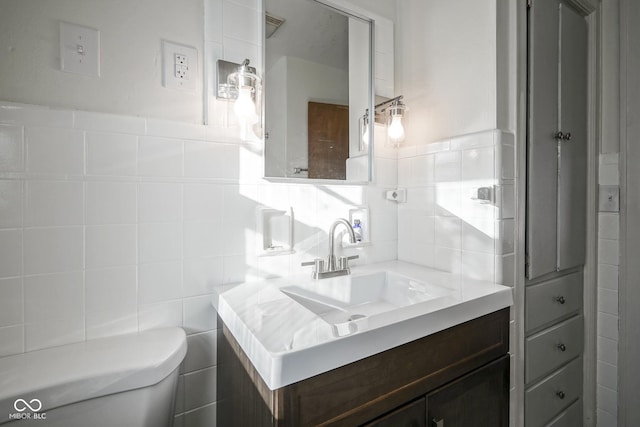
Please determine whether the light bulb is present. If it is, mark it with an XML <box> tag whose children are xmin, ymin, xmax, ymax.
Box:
<box><xmin>388</xmin><ymin>115</ymin><xmax>405</xmax><ymax>142</ymax></box>
<box><xmin>234</xmin><ymin>86</ymin><xmax>257</xmax><ymax>122</ymax></box>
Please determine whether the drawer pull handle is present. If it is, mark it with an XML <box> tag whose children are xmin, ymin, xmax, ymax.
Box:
<box><xmin>557</xmin><ymin>343</ymin><xmax>567</xmax><ymax>352</ymax></box>
<box><xmin>557</xmin><ymin>391</ymin><xmax>566</xmax><ymax>399</ymax></box>
<box><xmin>555</xmin><ymin>296</ymin><xmax>566</xmax><ymax>304</ymax></box>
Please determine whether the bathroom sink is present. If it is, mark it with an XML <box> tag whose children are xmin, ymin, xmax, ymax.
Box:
<box><xmin>281</xmin><ymin>271</ymin><xmax>455</xmax><ymax>335</ymax></box>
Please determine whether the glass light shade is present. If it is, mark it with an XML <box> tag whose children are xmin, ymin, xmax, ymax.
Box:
<box><xmin>387</xmin><ymin>114</ymin><xmax>405</xmax><ymax>144</ymax></box>
<box><xmin>234</xmin><ymin>86</ymin><xmax>258</xmax><ymax>123</ymax></box>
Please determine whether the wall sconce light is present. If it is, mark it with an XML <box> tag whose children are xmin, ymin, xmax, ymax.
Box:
<box><xmin>216</xmin><ymin>58</ymin><xmax>261</xmax><ymax>138</ymax></box>
<box><xmin>362</xmin><ymin>95</ymin><xmax>406</xmax><ymax>148</ymax></box>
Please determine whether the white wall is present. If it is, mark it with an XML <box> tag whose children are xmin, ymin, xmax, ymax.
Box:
<box><xmin>395</xmin><ymin>0</ymin><xmax>498</xmax><ymax>145</ymax></box>
<box><xmin>0</xmin><ymin>0</ymin><xmax>204</xmax><ymax>123</ymax></box>
<box><xmin>0</xmin><ymin>1</ymin><xmax>398</xmax><ymax>426</ymax></box>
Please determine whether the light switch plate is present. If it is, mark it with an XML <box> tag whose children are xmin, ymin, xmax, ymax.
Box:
<box><xmin>59</xmin><ymin>22</ymin><xmax>100</xmax><ymax>77</ymax></box>
<box><xmin>162</xmin><ymin>41</ymin><xmax>197</xmax><ymax>91</ymax></box>
<box><xmin>599</xmin><ymin>185</ymin><xmax>620</xmax><ymax>212</ymax></box>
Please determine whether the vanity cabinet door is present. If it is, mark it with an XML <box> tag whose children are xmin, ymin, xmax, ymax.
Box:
<box><xmin>426</xmin><ymin>356</ymin><xmax>509</xmax><ymax>427</ymax></box>
<box><xmin>362</xmin><ymin>398</ymin><xmax>426</xmax><ymax>427</ymax></box>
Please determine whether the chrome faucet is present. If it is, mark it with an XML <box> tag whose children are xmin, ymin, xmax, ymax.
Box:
<box><xmin>301</xmin><ymin>218</ymin><xmax>359</xmax><ymax>279</ymax></box>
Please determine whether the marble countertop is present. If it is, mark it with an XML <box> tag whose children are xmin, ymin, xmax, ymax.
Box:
<box><xmin>212</xmin><ymin>260</ymin><xmax>513</xmax><ymax>390</ymax></box>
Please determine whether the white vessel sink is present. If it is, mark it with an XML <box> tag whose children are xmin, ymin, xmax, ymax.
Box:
<box><xmin>281</xmin><ymin>271</ymin><xmax>455</xmax><ymax>336</ymax></box>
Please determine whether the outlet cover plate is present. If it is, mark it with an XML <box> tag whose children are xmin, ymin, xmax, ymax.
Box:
<box><xmin>59</xmin><ymin>22</ymin><xmax>100</xmax><ymax>77</ymax></box>
<box><xmin>162</xmin><ymin>40</ymin><xmax>197</xmax><ymax>90</ymax></box>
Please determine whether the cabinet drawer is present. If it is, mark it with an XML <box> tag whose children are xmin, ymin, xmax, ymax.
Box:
<box><xmin>525</xmin><ymin>357</ymin><xmax>582</xmax><ymax>427</ymax></box>
<box><xmin>362</xmin><ymin>398</ymin><xmax>426</xmax><ymax>427</ymax></box>
<box><xmin>525</xmin><ymin>315</ymin><xmax>583</xmax><ymax>384</ymax></box>
<box><xmin>548</xmin><ymin>399</ymin><xmax>583</xmax><ymax>427</ymax></box>
<box><xmin>526</xmin><ymin>271</ymin><xmax>582</xmax><ymax>333</ymax></box>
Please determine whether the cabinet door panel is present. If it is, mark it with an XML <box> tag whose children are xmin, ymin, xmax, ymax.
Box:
<box><xmin>362</xmin><ymin>398</ymin><xmax>426</xmax><ymax>427</ymax></box>
<box><xmin>426</xmin><ymin>356</ymin><xmax>509</xmax><ymax>427</ymax></box>
<box><xmin>527</xmin><ymin>0</ymin><xmax>560</xmax><ymax>279</ymax></box>
<box><xmin>557</xmin><ymin>3</ymin><xmax>588</xmax><ymax>271</ymax></box>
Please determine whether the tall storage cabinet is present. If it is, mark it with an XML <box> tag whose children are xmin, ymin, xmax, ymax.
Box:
<box><xmin>525</xmin><ymin>0</ymin><xmax>588</xmax><ymax>425</ymax></box>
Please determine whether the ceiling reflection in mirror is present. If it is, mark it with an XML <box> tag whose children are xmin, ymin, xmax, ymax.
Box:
<box><xmin>263</xmin><ymin>0</ymin><xmax>373</xmax><ymax>181</ymax></box>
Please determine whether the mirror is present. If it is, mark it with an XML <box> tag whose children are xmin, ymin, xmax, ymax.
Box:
<box><xmin>263</xmin><ymin>0</ymin><xmax>373</xmax><ymax>181</ymax></box>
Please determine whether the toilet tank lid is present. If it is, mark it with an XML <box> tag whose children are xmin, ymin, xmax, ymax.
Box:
<box><xmin>0</xmin><ymin>327</ymin><xmax>187</xmax><ymax>415</ymax></box>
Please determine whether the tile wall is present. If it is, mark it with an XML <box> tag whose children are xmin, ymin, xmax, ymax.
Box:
<box><xmin>397</xmin><ymin>129</ymin><xmax>515</xmax><ymax>286</ymax></box>
<box><xmin>596</xmin><ymin>153</ymin><xmax>620</xmax><ymax>427</ymax></box>
<box><xmin>0</xmin><ymin>99</ymin><xmax>397</xmax><ymax>426</ymax></box>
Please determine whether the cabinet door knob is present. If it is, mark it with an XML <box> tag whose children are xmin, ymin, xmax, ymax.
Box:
<box><xmin>557</xmin><ymin>391</ymin><xmax>566</xmax><ymax>399</ymax></box>
<box><xmin>555</xmin><ymin>296</ymin><xmax>566</xmax><ymax>304</ymax></box>
<box><xmin>554</xmin><ymin>131</ymin><xmax>565</xmax><ymax>140</ymax></box>
<box><xmin>563</xmin><ymin>132</ymin><xmax>572</xmax><ymax>141</ymax></box>
<box><xmin>432</xmin><ymin>419</ymin><xmax>444</xmax><ymax>427</ymax></box>
<box><xmin>557</xmin><ymin>343</ymin><xmax>567</xmax><ymax>352</ymax></box>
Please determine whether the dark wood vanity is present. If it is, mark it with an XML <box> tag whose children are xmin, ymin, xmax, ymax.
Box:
<box><xmin>217</xmin><ymin>308</ymin><xmax>509</xmax><ymax>426</ymax></box>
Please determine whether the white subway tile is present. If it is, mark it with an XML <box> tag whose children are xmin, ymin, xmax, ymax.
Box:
<box><xmin>451</xmin><ymin>130</ymin><xmax>494</xmax><ymax>150</ymax></box>
<box><xmin>495</xmin><ymin>253</ymin><xmax>516</xmax><ymax>287</ymax></box>
<box><xmin>138</xmin><ymin>222</ymin><xmax>182</xmax><ymax>263</ymax></box>
<box><xmin>257</xmin><ymin>254</ymin><xmax>290</xmax><ymax>279</ymax></box>
<box><xmin>138</xmin><ymin>261</ymin><xmax>182</xmax><ymax>304</ymax></box>
<box><xmin>182</xmin><ymin>402</ymin><xmax>217</xmax><ymax>427</ymax></box>
<box><xmin>0</xmin><ymin>124</ymin><xmax>24</xmax><ymax>172</ymax></box>
<box><xmin>598</xmin><ymin>289</ymin><xmax>619</xmax><ymax>316</ymax></box>
<box><xmin>205</xmin><ymin>0</ymin><xmax>223</xmax><ymax>43</ymax></box>
<box><xmin>75</xmin><ymin>111</ymin><xmax>145</xmax><ymax>135</ymax></box>
<box><xmin>223</xmin><ymin>254</ymin><xmax>258</xmax><ymax>284</ymax></box>
<box><xmin>0</xmin><ymin>180</ymin><xmax>22</xmax><ymax>228</ymax></box>
<box><xmin>432</xmin><ymin>247</ymin><xmax>461</xmax><ymax>274</ymax></box>
<box><xmin>139</xmin><ymin>183</ymin><xmax>183</xmax><ymax>222</ymax></box>
<box><xmin>138</xmin><ymin>136</ymin><xmax>183</xmax><ymax>177</ymax></box>
<box><xmin>462</xmin><ymin>146</ymin><xmax>494</xmax><ymax>181</ymax></box>
<box><xmin>23</xmin><ymin>227</ymin><xmax>83</xmax><ymax>275</ymax></box>
<box><xmin>181</xmin><ymin>330</ymin><xmax>218</xmax><ymax>373</ymax></box>
<box><xmin>184</xmin><ymin>366</ymin><xmax>217</xmax><ymax>412</ymax></box>
<box><xmin>599</xmin><ymin>164</ymin><xmax>619</xmax><ymax>185</ymax></box>
<box><xmin>0</xmin><ymin>229</ymin><xmax>22</xmax><ymax>278</ymax></box>
<box><xmin>184</xmin><ymin>183</ymin><xmax>224</xmax><ymax>222</ymax></box>
<box><xmin>598</xmin><ymin>264</ymin><xmax>619</xmax><ymax>291</ymax></box>
<box><xmin>598</xmin><ymin>213</ymin><xmax>619</xmax><ymax>240</ymax></box>
<box><xmin>496</xmin><ymin>219</ymin><xmax>515</xmax><ymax>255</ymax></box>
<box><xmin>222</xmin><ymin>37</ymin><xmax>259</xmax><ymax>66</ymax></box>
<box><xmin>25</xmin><ymin>126</ymin><xmax>84</xmax><ymax>175</ymax></box>
<box><xmin>24</xmin><ymin>271</ymin><xmax>84</xmax><ymax>351</ymax></box>
<box><xmin>85</xmin><ymin>267</ymin><xmax>138</xmax><ymax>339</ymax></box>
<box><xmin>184</xmin><ymin>142</ymin><xmax>239</xmax><ymax>179</ymax></box>
<box><xmin>461</xmin><ymin>251</ymin><xmax>495</xmax><ymax>282</ymax></box>
<box><xmin>25</xmin><ymin>181</ymin><xmax>83</xmax><ymax>226</ymax></box>
<box><xmin>183</xmin><ymin>257</ymin><xmax>224</xmax><ymax>297</ymax></box>
<box><xmin>597</xmin><ymin>312</ymin><xmax>619</xmax><ymax>340</ymax></box>
<box><xmin>85</xmin><ymin>182</ymin><xmax>137</xmax><ymax>225</ymax></box>
<box><xmin>413</xmin><ymin>155</ymin><xmax>435</xmax><ymax>186</ymax></box>
<box><xmin>183</xmin><ymin>295</ymin><xmax>218</xmax><ymax>334</ymax></box>
<box><xmin>0</xmin><ymin>104</ymin><xmax>73</xmax><ymax>128</ymax></box>
<box><xmin>596</xmin><ymin>387</ymin><xmax>618</xmax><ymax>423</ymax></box>
<box><xmin>597</xmin><ymin>336</ymin><xmax>618</xmax><ymax>366</ymax></box>
<box><xmin>496</xmin><ymin>184</ymin><xmax>515</xmax><ymax>219</ymax></box>
<box><xmin>146</xmin><ymin>119</ymin><xmax>206</xmax><ymax>141</ymax></box>
<box><xmin>434</xmin><ymin>184</ymin><xmax>462</xmax><ymax>217</ymax></box>
<box><xmin>184</xmin><ymin>221</ymin><xmax>223</xmax><ymax>258</ymax></box>
<box><xmin>139</xmin><ymin>300</ymin><xmax>183</xmax><ymax>331</ymax></box>
<box><xmin>434</xmin><ymin>151</ymin><xmax>461</xmax><ymax>183</ymax></box>
<box><xmin>371</xmin><ymin>211</ymin><xmax>398</xmax><ymax>242</ymax></box>
<box><xmin>435</xmin><ymin>216</ymin><xmax>461</xmax><ymax>249</ymax></box>
<box><xmin>375</xmin><ymin>157</ymin><xmax>398</xmax><ymax>187</ymax></box>
<box><xmin>597</xmin><ymin>361</ymin><xmax>618</xmax><ymax>391</ymax></box>
<box><xmin>497</xmin><ymin>132</ymin><xmax>515</xmax><ymax>180</ymax></box>
<box><xmin>223</xmin><ymin>1</ymin><xmax>260</xmax><ymax>44</ymax></box>
<box><xmin>596</xmin><ymin>409</ymin><xmax>617</xmax><ymax>427</ymax></box>
<box><xmin>86</xmin><ymin>224</ymin><xmax>137</xmax><ymax>269</ymax></box>
<box><xmin>397</xmin><ymin>157</ymin><xmax>413</xmax><ymax>187</ymax></box>
<box><xmin>0</xmin><ymin>325</ymin><xmax>24</xmax><ymax>357</ymax></box>
<box><xmin>461</xmin><ymin>219</ymin><xmax>494</xmax><ymax>253</ymax></box>
<box><xmin>598</xmin><ymin>239</ymin><xmax>620</xmax><ymax>266</ymax></box>
<box><xmin>86</xmin><ymin>132</ymin><xmax>137</xmax><ymax>176</ymax></box>
<box><xmin>0</xmin><ymin>277</ymin><xmax>23</xmax><ymax>327</ymax></box>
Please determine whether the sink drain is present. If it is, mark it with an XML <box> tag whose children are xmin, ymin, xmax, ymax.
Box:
<box><xmin>348</xmin><ymin>314</ymin><xmax>366</xmax><ymax>321</ymax></box>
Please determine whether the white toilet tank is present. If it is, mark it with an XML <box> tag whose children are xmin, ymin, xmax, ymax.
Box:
<box><xmin>0</xmin><ymin>328</ymin><xmax>187</xmax><ymax>427</ymax></box>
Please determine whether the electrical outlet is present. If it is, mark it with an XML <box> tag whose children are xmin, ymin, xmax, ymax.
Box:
<box><xmin>162</xmin><ymin>41</ymin><xmax>197</xmax><ymax>90</ymax></box>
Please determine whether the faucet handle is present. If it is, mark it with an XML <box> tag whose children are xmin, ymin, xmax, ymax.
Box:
<box><xmin>346</xmin><ymin>255</ymin><xmax>359</xmax><ymax>261</ymax></box>
<box><xmin>301</xmin><ymin>258</ymin><xmax>325</xmax><ymax>273</ymax></box>
<box><xmin>301</xmin><ymin>260</ymin><xmax>316</xmax><ymax>267</ymax></box>
<box><xmin>338</xmin><ymin>255</ymin><xmax>359</xmax><ymax>270</ymax></box>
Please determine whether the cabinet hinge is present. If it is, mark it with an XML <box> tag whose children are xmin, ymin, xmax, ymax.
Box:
<box><xmin>527</xmin><ymin>0</ymin><xmax>532</xmax><ymax>9</ymax></box>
